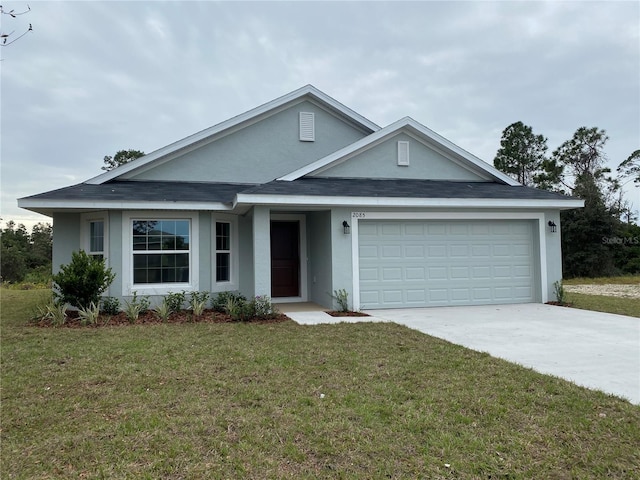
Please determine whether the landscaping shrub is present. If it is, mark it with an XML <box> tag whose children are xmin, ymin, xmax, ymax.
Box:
<box><xmin>189</xmin><ymin>291</ymin><xmax>209</xmax><ymax>316</ymax></box>
<box><xmin>331</xmin><ymin>288</ymin><xmax>350</xmax><ymax>312</ymax></box>
<box><xmin>165</xmin><ymin>291</ymin><xmax>186</xmax><ymax>313</ymax></box>
<box><xmin>251</xmin><ymin>295</ymin><xmax>278</xmax><ymax>319</ymax></box>
<box><xmin>211</xmin><ymin>291</ymin><xmax>246</xmax><ymax>312</ymax></box>
<box><xmin>52</xmin><ymin>250</ymin><xmax>115</xmax><ymax>310</ymax></box>
<box><xmin>100</xmin><ymin>296</ymin><xmax>120</xmax><ymax>315</ymax></box>
<box><xmin>123</xmin><ymin>292</ymin><xmax>150</xmax><ymax>323</ymax></box>
<box><xmin>78</xmin><ymin>302</ymin><xmax>100</xmax><ymax>326</ymax></box>
<box><xmin>154</xmin><ymin>298</ymin><xmax>172</xmax><ymax>322</ymax></box>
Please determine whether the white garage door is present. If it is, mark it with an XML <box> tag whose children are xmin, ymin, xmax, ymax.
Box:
<box><xmin>358</xmin><ymin>220</ymin><xmax>536</xmax><ymax>309</ymax></box>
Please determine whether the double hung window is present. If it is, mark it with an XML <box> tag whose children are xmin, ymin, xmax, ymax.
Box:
<box><xmin>215</xmin><ymin>221</ymin><xmax>231</xmax><ymax>282</ymax></box>
<box><xmin>132</xmin><ymin>219</ymin><xmax>190</xmax><ymax>284</ymax></box>
<box><xmin>88</xmin><ymin>220</ymin><xmax>105</xmax><ymax>260</ymax></box>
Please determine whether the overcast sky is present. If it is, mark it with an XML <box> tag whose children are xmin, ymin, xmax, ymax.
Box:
<box><xmin>2</xmin><ymin>0</ymin><xmax>639</xmax><ymax>229</ymax></box>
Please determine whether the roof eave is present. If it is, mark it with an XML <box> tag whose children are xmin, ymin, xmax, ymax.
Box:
<box><xmin>235</xmin><ymin>193</ymin><xmax>584</xmax><ymax>210</ymax></box>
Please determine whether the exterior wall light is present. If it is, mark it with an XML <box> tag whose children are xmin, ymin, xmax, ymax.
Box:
<box><xmin>548</xmin><ymin>221</ymin><xmax>557</xmax><ymax>233</ymax></box>
<box><xmin>342</xmin><ymin>221</ymin><xmax>351</xmax><ymax>234</ymax></box>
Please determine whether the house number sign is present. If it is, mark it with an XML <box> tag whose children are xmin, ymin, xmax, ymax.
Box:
<box><xmin>351</xmin><ymin>212</ymin><xmax>366</xmax><ymax>219</ymax></box>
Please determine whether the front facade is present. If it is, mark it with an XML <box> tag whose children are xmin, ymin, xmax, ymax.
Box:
<box><xmin>19</xmin><ymin>86</ymin><xmax>583</xmax><ymax>310</ymax></box>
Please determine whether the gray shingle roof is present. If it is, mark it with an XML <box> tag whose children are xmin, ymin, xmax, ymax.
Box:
<box><xmin>20</xmin><ymin>181</ymin><xmax>255</xmax><ymax>204</ymax></box>
<box><xmin>243</xmin><ymin>178</ymin><xmax>575</xmax><ymax>201</ymax></box>
<box><xmin>20</xmin><ymin>178</ymin><xmax>576</xmax><ymax>205</ymax></box>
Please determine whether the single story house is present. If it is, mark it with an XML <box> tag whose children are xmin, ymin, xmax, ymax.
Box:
<box><xmin>19</xmin><ymin>85</ymin><xmax>583</xmax><ymax>310</ymax></box>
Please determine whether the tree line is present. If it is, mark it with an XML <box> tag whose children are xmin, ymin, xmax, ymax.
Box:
<box><xmin>1</xmin><ymin>221</ymin><xmax>52</xmax><ymax>283</ymax></box>
<box><xmin>493</xmin><ymin>122</ymin><xmax>640</xmax><ymax>277</ymax></box>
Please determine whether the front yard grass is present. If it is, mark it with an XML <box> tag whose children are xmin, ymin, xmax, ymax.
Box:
<box><xmin>2</xmin><ymin>289</ymin><xmax>640</xmax><ymax>478</ymax></box>
<box><xmin>566</xmin><ymin>292</ymin><xmax>640</xmax><ymax>318</ymax></box>
<box><xmin>564</xmin><ymin>275</ymin><xmax>640</xmax><ymax>285</ymax></box>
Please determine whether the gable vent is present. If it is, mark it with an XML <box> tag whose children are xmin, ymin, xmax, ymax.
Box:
<box><xmin>299</xmin><ymin>112</ymin><xmax>315</xmax><ymax>142</ymax></box>
<box><xmin>397</xmin><ymin>141</ymin><xmax>410</xmax><ymax>166</ymax></box>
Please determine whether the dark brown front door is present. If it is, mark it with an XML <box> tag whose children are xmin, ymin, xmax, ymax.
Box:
<box><xmin>271</xmin><ymin>221</ymin><xmax>300</xmax><ymax>297</ymax></box>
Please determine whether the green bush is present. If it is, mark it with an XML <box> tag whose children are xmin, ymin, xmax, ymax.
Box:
<box><xmin>100</xmin><ymin>296</ymin><xmax>120</xmax><ymax>315</ymax></box>
<box><xmin>211</xmin><ymin>291</ymin><xmax>246</xmax><ymax>312</ymax></box>
<box><xmin>251</xmin><ymin>295</ymin><xmax>278</xmax><ymax>319</ymax></box>
<box><xmin>165</xmin><ymin>291</ymin><xmax>186</xmax><ymax>313</ymax></box>
<box><xmin>52</xmin><ymin>251</ymin><xmax>115</xmax><ymax>310</ymax></box>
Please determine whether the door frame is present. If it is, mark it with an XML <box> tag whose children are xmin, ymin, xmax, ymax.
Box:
<box><xmin>350</xmin><ymin>211</ymin><xmax>547</xmax><ymax>310</ymax></box>
<box><xmin>270</xmin><ymin>214</ymin><xmax>308</xmax><ymax>303</ymax></box>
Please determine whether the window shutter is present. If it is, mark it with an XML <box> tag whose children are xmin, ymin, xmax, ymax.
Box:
<box><xmin>299</xmin><ymin>112</ymin><xmax>315</xmax><ymax>141</ymax></box>
<box><xmin>397</xmin><ymin>141</ymin><xmax>410</xmax><ymax>166</ymax></box>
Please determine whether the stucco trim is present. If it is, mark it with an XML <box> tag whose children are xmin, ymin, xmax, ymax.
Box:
<box><xmin>349</xmin><ymin>211</ymin><xmax>548</xmax><ymax>310</ymax></box>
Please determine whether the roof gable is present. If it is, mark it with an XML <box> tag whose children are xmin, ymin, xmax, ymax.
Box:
<box><xmin>86</xmin><ymin>85</ymin><xmax>380</xmax><ymax>185</ymax></box>
<box><xmin>278</xmin><ymin>117</ymin><xmax>519</xmax><ymax>186</ymax></box>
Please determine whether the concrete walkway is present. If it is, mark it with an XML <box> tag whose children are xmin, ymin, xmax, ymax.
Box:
<box><xmin>285</xmin><ymin>303</ymin><xmax>640</xmax><ymax>405</ymax></box>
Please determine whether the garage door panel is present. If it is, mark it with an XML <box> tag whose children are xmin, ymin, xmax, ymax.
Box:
<box><xmin>359</xmin><ymin>220</ymin><xmax>536</xmax><ymax>308</ymax></box>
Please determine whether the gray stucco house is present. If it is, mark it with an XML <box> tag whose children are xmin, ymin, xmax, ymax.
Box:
<box><xmin>19</xmin><ymin>85</ymin><xmax>582</xmax><ymax>310</ymax></box>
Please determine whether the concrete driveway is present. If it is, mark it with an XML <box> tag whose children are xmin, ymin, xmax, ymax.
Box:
<box><xmin>287</xmin><ymin>303</ymin><xmax>640</xmax><ymax>405</ymax></box>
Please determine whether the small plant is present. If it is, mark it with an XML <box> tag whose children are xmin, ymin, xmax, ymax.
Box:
<box><xmin>189</xmin><ymin>291</ymin><xmax>209</xmax><ymax>317</ymax></box>
<box><xmin>224</xmin><ymin>295</ymin><xmax>253</xmax><ymax>321</ymax></box>
<box><xmin>554</xmin><ymin>280</ymin><xmax>566</xmax><ymax>305</ymax></box>
<box><xmin>52</xmin><ymin>250</ymin><xmax>115</xmax><ymax>310</ymax></box>
<box><xmin>251</xmin><ymin>295</ymin><xmax>277</xmax><ymax>319</ymax></box>
<box><xmin>123</xmin><ymin>292</ymin><xmax>150</xmax><ymax>323</ymax></box>
<box><xmin>154</xmin><ymin>298</ymin><xmax>172</xmax><ymax>322</ymax></box>
<box><xmin>33</xmin><ymin>300</ymin><xmax>67</xmax><ymax>327</ymax></box>
<box><xmin>212</xmin><ymin>291</ymin><xmax>246</xmax><ymax>312</ymax></box>
<box><xmin>165</xmin><ymin>291</ymin><xmax>186</xmax><ymax>313</ymax></box>
<box><xmin>331</xmin><ymin>289</ymin><xmax>350</xmax><ymax>312</ymax></box>
<box><xmin>100</xmin><ymin>296</ymin><xmax>120</xmax><ymax>315</ymax></box>
<box><xmin>78</xmin><ymin>302</ymin><xmax>100</xmax><ymax>326</ymax></box>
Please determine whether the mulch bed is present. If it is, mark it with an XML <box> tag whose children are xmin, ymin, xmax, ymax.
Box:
<box><xmin>545</xmin><ymin>301</ymin><xmax>574</xmax><ymax>307</ymax></box>
<box><xmin>325</xmin><ymin>311</ymin><xmax>370</xmax><ymax>317</ymax></box>
<box><xmin>32</xmin><ymin>309</ymin><xmax>290</xmax><ymax>328</ymax></box>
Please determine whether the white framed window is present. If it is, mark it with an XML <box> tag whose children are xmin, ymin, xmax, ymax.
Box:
<box><xmin>132</xmin><ymin>219</ymin><xmax>191</xmax><ymax>284</ymax></box>
<box><xmin>122</xmin><ymin>211</ymin><xmax>199</xmax><ymax>296</ymax></box>
<box><xmin>215</xmin><ymin>221</ymin><xmax>231</xmax><ymax>282</ymax></box>
<box><xmin>212</xmin><ymin>214</ymin><xmax>238</xmax><ymax>290</ymax></box>
<box><xmin>81</xmin><ymin>212</ymin><xmax>108</xmax><ymax>262</ymax></box>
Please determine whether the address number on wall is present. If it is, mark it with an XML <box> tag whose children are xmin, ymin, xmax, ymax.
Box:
<box><xmin>352</xmin><ymin>212</ymin><xmax>366</xmax><ymax>218</ymax></box>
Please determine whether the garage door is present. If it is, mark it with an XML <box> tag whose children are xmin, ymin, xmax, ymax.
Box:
<box><xmin>358</xmin><ymin>220</ymin><xmax>536</xmax><ymax>308</ymax></box>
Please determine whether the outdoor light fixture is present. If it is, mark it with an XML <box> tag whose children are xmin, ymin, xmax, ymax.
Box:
<box><xmin>342</xmin><ymin>221</ymin><xmax>351</xmax><ymax>234</ymax></box>
<box><xmin>548</xmin><ymin>221</ymin><xmax>557</xmax><ymax>233</ymax></box>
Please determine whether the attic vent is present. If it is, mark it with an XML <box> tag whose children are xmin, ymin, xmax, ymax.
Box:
<box><xmin>299</xmin><ymin>112</ymin><xmax>315</xmax><ymax>142</ymax></box>
<box><xmin>397</xmin><ymin>141</ymin><xmax>410</xmax><ymax>166</ymax></box>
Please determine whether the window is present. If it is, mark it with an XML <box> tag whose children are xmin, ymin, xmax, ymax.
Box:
<box><xmin>89</xmin><ymin>220</ymin><xmax>105</xmax><ymax>260</ymax></box>
<box><xmin>132</xmin><ymin>219</ymin><xmax>190</xmax><ymax>284</ymax></box>
<box><xmin>216</xmin><ymin>221</ymin><xmax>231</xmax><ymax>282</ymax></box>
<box><xmin>81</xmin><ymin>213</ymin><xmax>108</xmax><ymax>263</ymax></box>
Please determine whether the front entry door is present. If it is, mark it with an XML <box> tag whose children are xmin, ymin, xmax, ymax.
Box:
<box><xmin>271</xmin><ymin>221</ymin><xmax>300</xmax><ymax>298</ymax></box>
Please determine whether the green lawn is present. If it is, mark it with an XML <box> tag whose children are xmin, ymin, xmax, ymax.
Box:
<box><xmin>562</xmin><ymin>275</ymin><xmax>640</xmax><ymax>317</ymax></box>
<box><xmin>2</xmin><ymin>289</ymin><xmax>639</xmax><ymax>479</ymax></box>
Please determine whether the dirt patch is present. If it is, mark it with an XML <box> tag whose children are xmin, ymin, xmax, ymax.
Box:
<box><xmin>564</xmin><ymin>284</ymin><xmax>640</xmax><ymax>298</ymax></box>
